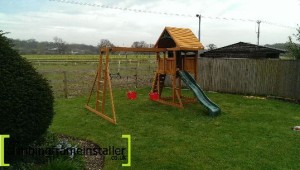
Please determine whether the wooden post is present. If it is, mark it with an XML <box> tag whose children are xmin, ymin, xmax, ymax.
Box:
<box><xmin>182</xmin><ymin>52</ymin><xmax>186</xmax><ymax>70</ymax></box>
<box><xmin>95</xmin><ymin>51</ymin><xmax>103</xmax><ymax>111</ymax></box>
<box><xmin>179</xmin><ymin>52</ymin><xmax>185</xmax><ymax>97</ymax></box>
<box><xmin>163</xmin><ymin>52</ymin><xmax>166</xmax><ymax>73</ymax></box>
<box><xmin>178</xmin><ymin>75</ymin><xmax>182</xmax><ymax>97</ymax></box>
<box><xmin>172</xmin><ymin>50</ymin><xmax>177</xmax><ymax>102</ymax></box>
<box><xmin>195</xmin><ymin>52</ymin><xmax>198</xmax><ymax>82</ymax></box>
<box><xmin>101</xmin><ymin>47</ymin><xmax>110</xmax><ymax>113</ymax></box>
<box><xmin>63</xmin><ymin>71</ymin><xmax>68</xmax><ymax>99</ymax></box>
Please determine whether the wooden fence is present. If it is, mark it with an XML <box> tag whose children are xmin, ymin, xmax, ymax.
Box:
<box><xmin>198</xmin><ymin>58</ymin><xmax>300</xmax><ymax>100</ymax></box>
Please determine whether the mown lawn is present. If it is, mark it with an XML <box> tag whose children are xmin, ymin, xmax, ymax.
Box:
<box><xmin>50</xmin><ymin>88</ymin><xmax>300</xmax><ymax>169</ymax></box>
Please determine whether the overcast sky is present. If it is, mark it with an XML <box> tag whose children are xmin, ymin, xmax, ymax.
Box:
<box><xmin>0</xmin><ymin>0</ymin><xmax>299</xmax><ymax>48</ymax></box>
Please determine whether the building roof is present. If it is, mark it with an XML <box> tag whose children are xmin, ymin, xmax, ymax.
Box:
<box><xmin>155</xmin><ymin>27</ymin><xmax>204</xmax><ymax>50</ymax></box>
<box><xmin>201</xmin><ymin>42</ymin><xmax>285</xmax><ymax>59</ymax></box>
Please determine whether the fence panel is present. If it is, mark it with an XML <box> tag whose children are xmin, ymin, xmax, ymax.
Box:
<box><xmin>198</xmin><ymin>58</ymin><xmax>300</xmax><ymax>100</ymax></box>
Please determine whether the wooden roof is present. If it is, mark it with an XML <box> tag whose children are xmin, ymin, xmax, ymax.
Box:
<box><xmin>155</xmin><ymin>27</ymin><xmax>204</xmax><ymax>50</ymax></box>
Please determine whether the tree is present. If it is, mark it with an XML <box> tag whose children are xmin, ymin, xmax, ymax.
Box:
<box><xmin>131</xmin><ymin>41</ymin><xmax>149</xmax><ymax>48</ymax></box>
<box><xmin>0</xmin><ymin>31</ymin><xmax>54</xmax><ymax>162</ymax></box>
<box><xmin>53</xmin><ymin>36</ymin><xmax>67</xmax><ymax>54</ymax></box>
<box><xmin>98</xmin><ymin>39</ymin><xmax>115</xmax><ymax>48</ymax></box>
<box><xmin>265</xmin><ymin>43</ymin><xmax>287</xmax><ymax>51</ymax></box>
<box><xmin>286</xmin><ymin>26</ymin><xmax>300</xmax><ymax>59</ymax></box>
<box><xmin>206</xmin><ymin>44</ymin><xmax>217</xmax><ymax>50</ymax></box>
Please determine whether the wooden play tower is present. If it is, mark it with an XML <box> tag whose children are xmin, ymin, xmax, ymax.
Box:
<box><xmin>150</xmin><ymin>27</ymin><xmax>204</xmax><ymax>108</ymax></box>
<box><xmin>85</xmin><ymin>27</ymin><xmax>213</xmax><ymax>124</ymax></box>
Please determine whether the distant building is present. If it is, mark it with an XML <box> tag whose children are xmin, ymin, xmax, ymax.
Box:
<box><xmin>200</xmin><ymin>42</ymin><xmax>285</xmax><ymax>59</ymax></box>
<box><xmin>71</xmin><ymin>50</ymin><xmax>79</xmax><ymax>55</ymax></box>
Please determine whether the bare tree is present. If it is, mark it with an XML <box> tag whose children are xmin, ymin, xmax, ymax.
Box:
<box><xmin>131</xmin><ymin>41</ymin><xmax>149</xmax><ymax>48</ymax></box>
<box><xmin>98</xmin><ymin>39</ymin><xmax>115</xmax><ymax>48</ymax></box>
<box><xmin>149</xmin><ymin>44</ymin><xmax>155</xmax><ymax>48</ymax></box>
<box><xmin>53</xmin><ymin>37</ymin><xmax>67</xmax><ymax>54</ymax></box>
<box><xmin>206</xmin><ymin>44</ymin><xmax>217</xmax><ymax>51</ymax></box>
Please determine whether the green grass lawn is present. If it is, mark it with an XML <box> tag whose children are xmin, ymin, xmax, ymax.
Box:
<box><xmin>50</xmin><ymin>88</ymin><xmax>300</xmax><ymax>169</ymax></box>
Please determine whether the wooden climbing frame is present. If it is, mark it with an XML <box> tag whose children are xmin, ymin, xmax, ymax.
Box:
<box><xmin>85</xmin><ymin>27</ymin><xmax>204</xmax><ymax>124</ymax></box>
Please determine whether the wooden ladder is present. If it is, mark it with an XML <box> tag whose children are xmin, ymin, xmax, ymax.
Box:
<box><xmin>85</xmin><ymin>47</ymin><xmax>116</xmax><ymax>124</ymax></box>
<box><xmin>151</xmin><ymin>72</ymin><xmax>166</xmax><ymax>96</ymax></box>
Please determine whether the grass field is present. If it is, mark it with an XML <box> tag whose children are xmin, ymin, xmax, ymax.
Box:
<box><xmin>22</xmin><ymin>54</ymin><xmax>99</xmax><ymax>60</ymax></box>
<box><xmin>22</xmin><ymin>54</ymin><xmax>156</xmax><ymax>60</ymax></box>
<box><xmin>50</xmin><ymin>88</ymin><xmax>300</xmax><ymax>169</ymax></box>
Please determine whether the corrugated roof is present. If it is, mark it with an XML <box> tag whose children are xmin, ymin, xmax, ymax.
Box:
<box><xmin>155</xmin><ymin>27</ymin><xmax>204</xmax><ymax>50</ymax></box>
<box><xmin>200</xmin><ymin>42</ymin><xmax>285</xmax><ymax>59</ymax></box>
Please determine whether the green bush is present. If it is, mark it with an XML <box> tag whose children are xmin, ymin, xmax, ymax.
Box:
<box><xmin>0</xmin><ymin>31</ymin><xmax>54</xmax><ymax>158</ymax></box>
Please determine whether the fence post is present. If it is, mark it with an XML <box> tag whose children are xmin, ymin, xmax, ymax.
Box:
<box><xmin>135</xmin><ymin>60</ymin><xmax>139</xmax><ymax>88</ymax></box>
<box><xmin>63</xmin><ymin>71</ymin><xmax>68</xmax><ymax>99</ymax></box>
<box><xmin>118</xmin><ymin>60</ymin><xmax>121</xmax><ymax>73</ymax></box>
<box><xmin>296</xmin><ymin>60</ymin><xmax>300</xmax><ymax>100</ymax></box>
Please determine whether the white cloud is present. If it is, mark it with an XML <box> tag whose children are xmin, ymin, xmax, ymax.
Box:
<box><xmin>0</xmin><ymin>0</ymin><xmax>299</xmax><ymax>47</ymax></box>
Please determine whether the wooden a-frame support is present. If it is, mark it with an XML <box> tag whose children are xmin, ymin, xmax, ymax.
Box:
<box><xmin>85</xmin><ymin>47</ymin><xmax>116</xmax><ymax>124</ymax></box>
<box><xmin>85</xmin><ymin>47</ymin><xmax>166</xmax><ymax>124</ymax></box>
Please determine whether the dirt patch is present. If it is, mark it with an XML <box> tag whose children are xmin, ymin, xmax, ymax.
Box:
<box><xmin>57</xmin><ymin>135</ymin><xmax>105</xmax><ymax>170</ymax></box>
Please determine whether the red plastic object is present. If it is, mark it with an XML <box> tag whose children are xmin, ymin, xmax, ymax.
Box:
<box><xmin>127</xmin><ymin>91</ymin><xmax>137</xmax><ymax>100</ymax></box>
<box><xmin>149</xmin><ymin>92</ymin><xmax>159</xmax><ymax>100</ymax></box>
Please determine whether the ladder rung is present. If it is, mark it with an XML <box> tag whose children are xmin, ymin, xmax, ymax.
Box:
<box><xmin>98</xmin><ymin>80</ymin><xmax>104</xmax><ymax>83</ymax></box>
<box><xmin>97</xmin><ymin>100</ymin><xmax>102</xmax><ymax>103</ymax></box>
<box><xmin>98</xmin><ymin>90</ymin><xmax>103</xmax><ymax>93</ymax></box>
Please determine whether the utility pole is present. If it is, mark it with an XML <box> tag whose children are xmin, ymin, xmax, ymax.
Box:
<box><xmin>196</xmin><ymin>14</ymin><xmax>201</xmax><ymax>41</ymax></box>
<box><xmin>256</xmin><ymin>20</ymin><xmax>261</xmax><ymax>45</ymax></box>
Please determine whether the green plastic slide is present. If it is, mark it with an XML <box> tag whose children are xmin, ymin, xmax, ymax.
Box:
<box><xmin>178</xmin><ymin>71</ymin><xmax>221</xmax><ymax>116</ymax></box>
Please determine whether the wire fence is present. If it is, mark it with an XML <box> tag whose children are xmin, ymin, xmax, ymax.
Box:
<box><xmin>34</xmin><ymin>59</ymin><xmax>157</xmax><ymax>98</ymax></box>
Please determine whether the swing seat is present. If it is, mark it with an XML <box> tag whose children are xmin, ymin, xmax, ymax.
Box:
<box><xmin>127</xmin><ymin>91</ymin><xmax>137</xmax><ymax>100</ymax></box>
<box><xmin>149</xmin><ymin>92</ymin><xmax>159</xmax><ymax>100</ymax></box>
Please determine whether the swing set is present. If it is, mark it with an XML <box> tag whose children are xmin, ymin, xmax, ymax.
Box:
<box><xmin>85</xmin><ymin>27</ymin><xmax>220</xmax><ymax>124</ymax></box>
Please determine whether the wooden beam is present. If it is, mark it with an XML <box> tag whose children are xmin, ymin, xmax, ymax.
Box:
<box><xmin>153</xmin><ymin>99</ymin><xmax>184</xmax><ymax>109</ymax></box>
<box><xmin>85</xmin><ymin>105</ymin><xmax>116</xmax><ymax>124</ymax></box>
<box><xmin>100</xmin><ymin>47</ymin><xmax>203</xmax><ymax>53</ymax></box>
<box><xmin>100</xmin><ymin>47</ymin><xmax>167</xmax><ymax>52</ymax></box>
<box><xmin>167</xmin><ymin>47</ymin><xmax>203</xmax><ymax>51</ymax></box>
<box><xmin>107</xmin><ymin>69</ymin><xmax>116</xmax><ymax>123</ymax></box>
